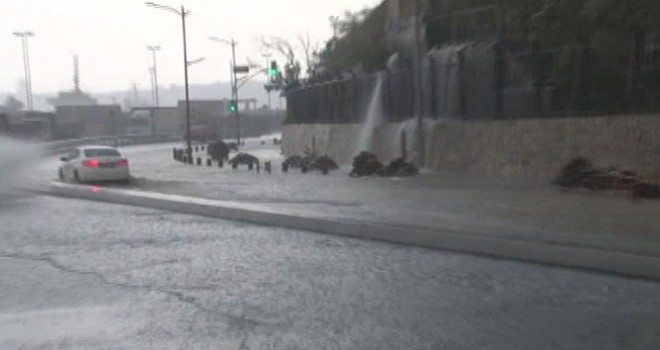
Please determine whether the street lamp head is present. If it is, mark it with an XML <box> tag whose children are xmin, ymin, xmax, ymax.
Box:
<box><xmin>12</xmin><ymin>31</ymin><xmax>35</xmax><ymax>37</ymax></box>
<box><xmin>147</xmin><ymin>45</ymin><xmax>162</xmax><ymax>51</ymax></box>
<box><xmin>145</xmin><ymin>1</ymin><xmax>182</xmax><ymax>15</ymax></box>
<box><xmin>209</xmin><ymin>36</ymin><xmax>236</xmax><ymax>46</ymax></box>
<box><xmin>186</xmin><ymin>57</ymin><xmax>206</xmax><ymax>66</ymax></box>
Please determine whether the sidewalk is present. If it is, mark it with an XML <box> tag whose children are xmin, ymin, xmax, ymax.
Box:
<box><xmin>122</xmin><ymin>139</ymin><xmax>660</xmax><ymax>259</ymax></box>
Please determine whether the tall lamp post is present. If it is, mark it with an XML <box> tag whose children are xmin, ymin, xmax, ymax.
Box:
<box><xmin>146</xmin><ymin>2</ymin><xmax>192</xmax><ymax>159</ymax></box>
<box><xmin>209</xmin><ymin>36</ymin><xmax>240</xmax><ymax>145</ymax></box>
<box><xmin>147</xmin><ymin>45</ymin><xmax>161</xmax><ymax>107</ymax></box>
<box><xmin>13</xmin><ymin>31</ymin><xmax>35</xmax><ymax>111</ymax></box>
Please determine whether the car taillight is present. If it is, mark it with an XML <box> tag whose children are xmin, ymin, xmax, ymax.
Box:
<box><xmin>116</xmin><ymin>159</ymin><xmax>129</xmax><ymax>166</ymax></box>
<box><xmin>83</xmin><ymin>159</ymin><xmax>100</xmax><ymax>167</ymax></box>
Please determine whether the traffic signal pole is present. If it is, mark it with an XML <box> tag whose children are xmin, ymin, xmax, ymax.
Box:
<box><xmin>264</xmin><ymin>54</ymin><xmax>272</xmax><ymax>111</ymax></box>
<box><xmin>230</xmin><ymin>39</ymin><xmax>240</xmax><ymax>145</ymax></box>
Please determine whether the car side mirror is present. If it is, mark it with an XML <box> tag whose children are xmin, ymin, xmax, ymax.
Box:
<box><xmin>60</xmin><ymin>156</ymin><xmax>68</xmax><ymax>162</ymax></box>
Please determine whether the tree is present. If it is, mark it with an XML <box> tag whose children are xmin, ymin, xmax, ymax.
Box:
<box><xmin>312</xmin><ymin>2</ymin><xmax>389</xmax><ymax>82</ymax></box>
<box><xmin>261</xmin><ymin>36</ymin><xmax>310</xmax><ymax>91</ymax></box>
<box><xmin>431</xmin><ymin>0</ymin><xmax>660</xmax><ymax>112</ymax></box>
<box><xmin>298</xmin><ymin>33</ymin><xmax>321</xmax><ymax>77</ymax></box>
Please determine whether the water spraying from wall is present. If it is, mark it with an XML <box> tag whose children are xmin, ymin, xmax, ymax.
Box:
<box><xmin>354</xmin><ymin>74</ymin><xmax>384</xmax><ymax>156</ymax></box>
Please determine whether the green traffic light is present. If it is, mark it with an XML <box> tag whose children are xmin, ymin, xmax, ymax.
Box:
<box><xmin>269</xmin><ymin>69</ymin><xmax>278</xmax><ymax>76</ymax></box>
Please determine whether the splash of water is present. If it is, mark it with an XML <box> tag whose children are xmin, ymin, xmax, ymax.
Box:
<box><xmin>0</xmin><ymin>137</ymin><xmax>43</xmax><ymax>201</ymax></box>
<box><xmin>354</xmin><ymin>75</ymin><xmax>384</xmax><ymax>156</ymax></box>
<box><xmin>386</xmin><ymin>53</ymin><xmax>400</xmax><ymax>70</ymax></box>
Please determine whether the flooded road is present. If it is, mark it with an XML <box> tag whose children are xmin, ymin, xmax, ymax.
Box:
<box><xmin>1</xmin><ymin>194</ymin><xmax>659</xmax><ymax>349</ymax></box>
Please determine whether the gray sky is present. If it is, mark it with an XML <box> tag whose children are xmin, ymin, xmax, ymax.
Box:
<box><xmin>1</xmin><ymin>0</ymin><xmax>381</xmax><ymax>94</ymax></box>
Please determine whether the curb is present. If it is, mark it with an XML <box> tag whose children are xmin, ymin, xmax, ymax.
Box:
<box><xmin>29</xmin><ymin>181</ymin><xmax>660</xmax><ymax>281</ymax></box>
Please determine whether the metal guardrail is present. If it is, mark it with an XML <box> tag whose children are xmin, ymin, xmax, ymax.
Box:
<box><xmin>44</xmin><ymin>133</ymin><xmax>182</xmax><ymax>154</ymax></box>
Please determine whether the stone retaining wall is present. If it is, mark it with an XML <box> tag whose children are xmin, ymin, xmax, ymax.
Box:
<box><xmin>282</xmin><ymin>115</ymin><xmax>660</xmax><ymax>179</ymax></box>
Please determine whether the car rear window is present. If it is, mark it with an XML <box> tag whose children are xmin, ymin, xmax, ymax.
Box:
<box><xmin>84</xmin><ymin>149</ymin><xmax>121</xmax><ymax>158</ymax></box>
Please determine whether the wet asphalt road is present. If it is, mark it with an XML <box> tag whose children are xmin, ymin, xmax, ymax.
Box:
<box><xmin>1</xmin><ymin>194</ymin><xmax>660</xmax><ymax>349</ymax></box>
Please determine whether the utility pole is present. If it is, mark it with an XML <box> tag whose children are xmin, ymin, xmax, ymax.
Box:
<box><xmin>146</xmin><ymin>2</ymin><xmax>192</xmax><ymax>161</ymax></box>
<box><xmin>149</xmin><ymin>67</ymin><xmax>156</xmax><ymax>105</ymax></box>
<box><xmin>413</xmin><ymin>0</ymin><xmax>426</xmax><ymax>166</ymax></box>
<box><xmin>181</xmin><ymin>6</ymin><xmax>192</xmax><ymax>160</ymax></box>
<box><xmin>263</xmin><ymin>53</ymin><xmax>272</xmax><ymax>111</ymax></box>
<box><xmin>209</xmin><ymin>36</ymin><xmax>240</xmax><ymax>145</ymax></box>
<box><xmin>13</xmin><ymin>31</ymin><xmax>35</xmax><ymax>111</ymax></box>
<box><xmin>230</xmin><ymin>40</ymin><xmax>240</xmax><ymax>145</ymax></box>
<box><xmin>147</xmin><ymin>46</ymin><xmax>161</xmax><ymax>107</ymax></box>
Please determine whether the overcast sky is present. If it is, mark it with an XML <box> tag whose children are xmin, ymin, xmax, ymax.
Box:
<box><xmin>1</xmin><ymin>0</ymin><xmax>381</xmax><ymax>95</ymax></box>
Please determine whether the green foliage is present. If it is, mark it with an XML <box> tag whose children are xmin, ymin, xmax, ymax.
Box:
<box><xmin>426</xmin><ymin>0</ymin><xmax>659</xmax><ymax>47</ymax></box>
<box><xmin>314</xmin><ymin>1</ymin><xmax>389</xmax><ymax>79</ymax></box>
<box><xmin>308</xmin><ymin>0</ymin><xmax>660</xmax><ymax>112</ymax></box>
<box><xmin>429</xmin><ymin>0</ymin><xmax>660</xmax><ymax>113</ymax></box>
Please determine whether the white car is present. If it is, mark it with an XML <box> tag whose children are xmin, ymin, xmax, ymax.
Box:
<box><xmin>58</xmin><ymin>146</ymin><xmax>130</xmax><ymax>184</ymax></box>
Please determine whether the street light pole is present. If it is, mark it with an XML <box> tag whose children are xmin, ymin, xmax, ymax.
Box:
<box><xmin>181</xmin><ymin>6</ymin><xmax>192</xmax><ymax>160</ymax></box>
<box><xmin>147</xmin><ymin>45</ymin><xmax>161</xmax><ymax>107</ymax></box>
<box><xmin>146</xmin><ymin>2</ymin><xmax>192</xmax><ymax>161</ymax></box>
<box><xmin>13</xmin><ymin>31</ymin><xmax>35</xmax><ymax>111</ymax></box>
<box><xmin>413</xmin><ymin>0</ymin><xmax>426</xmax><ymax>166</ymax></box>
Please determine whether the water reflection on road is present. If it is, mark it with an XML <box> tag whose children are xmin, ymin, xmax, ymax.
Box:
<box><xmin>1</xmin><ymin>195</ymin><xmax>659</xmax><ymax>349</ymax></box>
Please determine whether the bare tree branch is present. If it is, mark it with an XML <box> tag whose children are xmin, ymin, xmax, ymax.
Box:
<box><xmin>260</xmin><ymin>36</ymin><xmax>296</xmax><ymax>66</ymax></box>
<box><xmin>297</xmin><ymin>33</ymin><xmax>317</xmax><ymax>76</ymax></box>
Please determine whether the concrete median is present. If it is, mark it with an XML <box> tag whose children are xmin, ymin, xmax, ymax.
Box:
<box><xmin>28</xmin><ymin>181</ymin><xmax>660</xmax><ymax>280</ymax></box>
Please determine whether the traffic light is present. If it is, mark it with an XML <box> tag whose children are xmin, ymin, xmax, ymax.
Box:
<box><xmin>228</xmin><ymin>100</ymin><xmax>237</xmax><ymax>112</ymax></box>
<box><xmin>269</xmin><ymin>61</ymin><xmax>278</xmax><ymax>77</ymax></box>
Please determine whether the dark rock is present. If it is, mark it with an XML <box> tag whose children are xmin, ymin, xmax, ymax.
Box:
<box><xmin>283</xmin><ymin>155</ymin><xmax>303</xmax><ymax>169</ymax></box>
<box><xmin>350</xmin><ymin>152</ymin><xmax>384</xmax><ymax>177</ymax></box>
<box><xmin>312</xmin><ymin>156</ymin><xmax>339</xmax><ymax>175</ymax></box>
<box><xmin>207</xmin><ymin>141</ymin><xmax>231</xmax><ymax>162</ymax></box>
<box><xmin>384</xmin><ymin>158</ymin><xmax>418</xmax><ymax>177</ymax></box>
<box><xmin>229</xmin><ymin>153</ymin><xmax>259</xmax><ymax>169</ymax></box>
<box><xmin>553</xmin><ymin>158</ymin><xmax>601</xmax><ymax>188</ymax></box>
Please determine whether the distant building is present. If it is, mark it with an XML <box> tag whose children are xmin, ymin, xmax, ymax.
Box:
<box><xmin>0</xmin><ymin>113</ymin><xmax>9</xmax><ymax>134</ymax></box>
<box><xmin>127</xmin><ymin>107</ymin><xmax>181</xmax><ymax>135</ymax></box>
<box><xmin>54</xmin><ymin>105</ymin><xmax>124</xmax><ymax>139</ymax></box>
<box><xmin>47</xmin><ymin>90</ymin><xmax>98</xmax><ymax>107</ymax></box>
<box><xmin>127</xmin><ymin>109</ymin><xmax>151</xmax><ymax>135</ymax></box>
<box><xmin>0</xmin><ymin>111</ymin><xmax>55</xmax><ymax>140</ymax></box>
<box><xmin>48</xmin><ymin>54</ymin><xmax>99</xmax><ymax>108</ymax></box>
<box><xmin>171</xmin><ymin>99</ymin><xmax>282</xmax><ymax>140</ymax></box>
<box><xmin>176</xmin><ymin>99</ymin><xmax>259</xmax><ymax>136</ymax></box>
